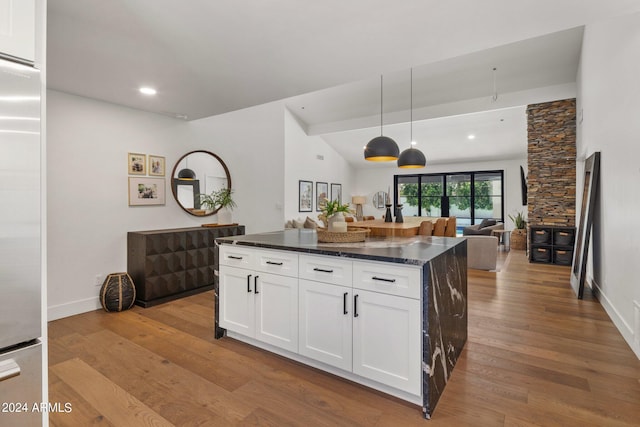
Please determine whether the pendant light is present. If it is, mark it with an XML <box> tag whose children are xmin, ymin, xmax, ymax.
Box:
<box><xmin>178</xmin><ymin>157</ymin><xmax>196</xmax><ymax>179</ymax></box>
<box><xmin>398</xmin><ymin>68</ymin><xmax>426</xmax><ymax>168</ymax></box>
<box><xmin>364</xmin><ymin>75</ymin><xmax>399</xmax><ymax>161</ymax></box>
<box><xmin>178</xmin><ymin>168</ymin><xmax>196</xmax><ymax>179</ymax></box>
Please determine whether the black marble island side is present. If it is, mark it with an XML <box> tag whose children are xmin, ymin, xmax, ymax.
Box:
<box><xmin>214</xmin><ymin>229</ymin><xmax>467</xmax><ymax>420</ymax></box>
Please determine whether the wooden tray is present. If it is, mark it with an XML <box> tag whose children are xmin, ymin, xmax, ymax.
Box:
<box><xmin>201</xmin><ymin>223</ymin><xmax>239</xmax><ymax>228</ymax></box>
<box><xmin>317</xmin><ymin>228</ymin><xmax>369</xmax><ymax>243</ymax></box>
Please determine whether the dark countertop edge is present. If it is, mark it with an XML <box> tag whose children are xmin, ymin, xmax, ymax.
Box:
<box><xmin>216</xmin><ymin>239</ymin><xmax>428</xmax><ymax>266</ymax></box>
<box><xmin>215</xmin><ymin>231</ymin><xmax>465</xmax><ymax>266</ymax></box>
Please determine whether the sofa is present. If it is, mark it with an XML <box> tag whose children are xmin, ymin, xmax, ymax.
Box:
<box><xmin>462</xmin><ymin>219</ymin><xmax>504</xmax><ymax>236</ymax></box>
<box><xmin>465</xmin><ymin>235</ymin><xmax>499</xmax><ymax>270</ymax></box>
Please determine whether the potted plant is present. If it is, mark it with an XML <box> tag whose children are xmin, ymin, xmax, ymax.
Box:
<box><xmin>508</xmin><ymin>211</ymin><xmax>527</xmax><ymax>250</ymax></box>
<box><xmin>198</xmin><ymin>188</ymin><xmax>236</xmax><ymax>223</ymax></box>
<box><xmin>318</xmin><ymin>198</ymin><xmax>354</xmax><ymax>230</ymax></box>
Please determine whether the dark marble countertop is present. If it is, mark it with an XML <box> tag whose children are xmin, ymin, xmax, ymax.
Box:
<box><xmin>216</xmin><ymin>229</ymin><xmax>464</xmax><ymax>266</ymax></box>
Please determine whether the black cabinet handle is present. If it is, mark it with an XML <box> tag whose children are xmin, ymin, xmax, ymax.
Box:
<box><xmin>343</xmin><ymin>292</ymin><xmax>348</xmax><ymax>315</ymax></box>
<box><xmin>266</xmin><ymin>261</ymin><xmax>283</xmax><ymax>266</ymax></box>
<box><xmin>313</xmin><ymin>267</ymin><xmax>334</xmax><ymax>273</ymax></box>
<box><xmin>247</xmin><ymin>274</ymin><xmax>252</xmax><ymax>293</ymax></box>
<box><xmin>372</xmin><ymin>276</ymin><xmax>396</xmax><ymax>283</ymax></box>
<box><xmin>254</xmin><ymin>276</ymin><xmax>259</xmax><ymax>294</ymax></box>
<box><xmin>229</xmin><ymin>255</ymin><xmax>243</xmax><ymax>260</ymax></box>
<box><xmin>354</xmin><ymin>294</ymin><xmax>359</xmax><ymax>318</ymax></box>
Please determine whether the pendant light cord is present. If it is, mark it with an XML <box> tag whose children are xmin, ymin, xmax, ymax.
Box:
<box><xmin>380</xmin><ymin>75</ymin><xmax>383</xmax><ymax>136</ymax></box>
<box><xmin>410</xmin><ymin>68</ymin><xmax>413</xmax><ymax>146</ymax></box>
<box><xmin>492</xmin><ymin>67</ymin><xmax>498</xmax><ymax>102</ymax></box>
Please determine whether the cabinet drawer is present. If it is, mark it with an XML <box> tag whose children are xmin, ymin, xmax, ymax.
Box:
<box><xmin>353</xmin><ymin>261</ymin><xmax>421</xmax><ymax>300</ymax></box>
<box><xmin>254</xmin><ymin>248</ymin><xmax>298</xmax><ymax>277</ymax></box>
<box><xmin>219</xmin><ymin>245</ymin><xmax>255</xmax><ymax>268</ymax></box>
<box><xmin>299</xmin><ymin>254</ymin><xmax>353</xmax><ymax>287</ymax></box>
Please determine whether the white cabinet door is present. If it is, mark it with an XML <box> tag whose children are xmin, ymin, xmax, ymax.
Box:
<box><xmin>0</xmin><ymin>0</ymin><xmax>35</xmax><ymax>62</ymax></box>
<box><xmin>219</xmin><ymin>266</ymin><xmax>255</xmax><ymax>336</ymax></box>
<box><xmin>254</xmin><ymin>272</ymin><xmax>298</xmax><ymax>352</ymax></box>
<box><xmin>299</xmin><ymin>279</ymin><xmax>352</xmax><ymax>371</ymax></box>
<box><xmin>352</xmin><ymin>289</ymin><xmax>421</xmax><ymax>395</ymax></box>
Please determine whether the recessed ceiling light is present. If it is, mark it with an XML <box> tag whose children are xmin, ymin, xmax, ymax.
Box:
<box><xmin>468</xmin><ymin>134</ymin><xmax>476</xmax><ymax>140</ymax></box>
<box><xmin>139</xmin><ymin>87</ymin><xmax>157</xmax><ymax>96</ymax></box>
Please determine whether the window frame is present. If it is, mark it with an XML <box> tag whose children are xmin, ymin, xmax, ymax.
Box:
<box><xmin>394</xmin><ymin>170</ymin><xmax>505</xmax><ymax>225</ymax></box>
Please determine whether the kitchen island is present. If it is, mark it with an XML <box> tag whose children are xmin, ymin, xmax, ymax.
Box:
<box><xmin>214</xmin><ymin>229</ymin><xmax>467</xmax><ymax>419</ymax></box>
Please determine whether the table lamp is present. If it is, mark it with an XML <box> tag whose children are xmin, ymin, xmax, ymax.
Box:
<box><xmin>351</xmin><ymin>196</ymin><xmax>366</xmax><ymax>221</ymax></box>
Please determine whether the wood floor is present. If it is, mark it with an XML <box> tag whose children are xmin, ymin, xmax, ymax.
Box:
<box><xmin>48</xmin><ymin>251</ymin><xmax>640</xmax><ymax>426</ymax></box>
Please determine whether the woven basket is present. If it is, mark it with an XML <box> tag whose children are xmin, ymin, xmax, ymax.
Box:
<box><xmin>317</xmin><ymin>228</ymin><xmax>369</xmax><ymax>243</ymax></box>
<box><xmin>100</xmin><ymin>272</ymin><xmax>136</xmax><ymax>312</ymax></box>
<box><xmin>511</xmin><ymin>229</ymin><xmax>527</xmax><ymax>250</ymax></box>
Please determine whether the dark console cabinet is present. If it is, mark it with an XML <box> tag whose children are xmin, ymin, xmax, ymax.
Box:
<box><xmin>529</xmin><ymin>225</ymin><xmax>575</xmax><ymax>265</ymax></box>
<box><xmin>128</xmin><ymin>225</ymin><xmax>245</xmax><ymax>307</ymax></box>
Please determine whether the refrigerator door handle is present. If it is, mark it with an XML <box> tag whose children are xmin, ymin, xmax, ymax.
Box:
<box><xmin>0</xmin><ymin>359</ymin><xmax>21</xmax><ymax>382</ymax></box>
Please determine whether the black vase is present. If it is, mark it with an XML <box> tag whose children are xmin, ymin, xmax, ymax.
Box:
<box><xmin>395</xmin><ymin>204</ymin><xmax>404</xmax><ymax>223</ymax></box>
<box><xmin>384</xmin><ymin>204</ymin><xmax>393</xmax><ymax>222</ymax></box>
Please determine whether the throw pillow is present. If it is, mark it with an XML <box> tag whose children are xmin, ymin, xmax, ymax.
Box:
<box><xmin>479</xmin><ymin>219</ymin><xmax>496</xmax><ymax>228</ymax></box>
<box><xmin>304</xmin><ymin>217</ymin><xmax>318</xmax><ymax>229</ymax></box>
<box><xmin>293</xmin><ymin>218</ymin><xmax>305</xmax><ymax>229</ymax></box>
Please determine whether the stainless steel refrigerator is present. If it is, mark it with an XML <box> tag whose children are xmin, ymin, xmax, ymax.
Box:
<box><xmin>0</xmin><ymin>56</ymin><xmax>43</xmax><ymax>426</ymax></box>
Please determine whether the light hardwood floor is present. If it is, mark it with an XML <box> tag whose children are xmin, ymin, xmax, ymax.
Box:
<box><xmin>48</xmin><ymin>251</ymin><xmax>640</xmax><ymax>426</ymax></box>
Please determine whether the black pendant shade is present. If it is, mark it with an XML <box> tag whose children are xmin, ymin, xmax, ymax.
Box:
<box><xmin>398</xmin><ymin>147</ymin><xmax>426</xmax><ymax>168</ymax></box>
<box><xmin>178</xmin><ymin>168</ymin><xmax>196</xmax><ymax>179</ymax></box>
<box><xmin>364</xmin><ymin>136</ymin><xmax>400</xmax><ymax>161</ymax></box>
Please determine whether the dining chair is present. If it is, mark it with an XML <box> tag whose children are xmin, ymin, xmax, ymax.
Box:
<box><xmin>418</xmin><ymin>221</ymin><xmax>433</xmax><ymax>236</ymax></box>
<box><xmin>445</xmin><ymin>216</ymin><xmax>457</xmax><ymax>237</ymax></box>
<box><xmin>433</xmin><ymin>218</ymin><xmax>447</xmax><ymax>236</ymax></box>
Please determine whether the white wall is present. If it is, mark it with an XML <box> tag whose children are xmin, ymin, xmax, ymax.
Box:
<box><xmin>578</xmin><ymin>12</ymin><xmax>640</xmax><ymax>358</ymax></box>
<box><xmin>47</xmin><ymin>91</ymin><xmax>285</xmax><ymax>320</ymax></box>
<box><xmin>284</xmin><ymin>108</ymin><xmax>354</xmax><ymax>224</ymax></box>
<box><xmin>187</xmin><ymin>101</ymin><xmax>286</xmax><ymax>234</ymax></box>
<box><xmin>354</xmin><ymin>159</ymin><xmax>527</xmax><ymax>228</ymax></box>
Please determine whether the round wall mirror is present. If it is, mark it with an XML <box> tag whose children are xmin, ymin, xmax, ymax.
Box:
<box><xmin>372</xmin><ymin>191</ymin><xmax>389</xmax><ymax>209</ymax></box>
<box><xmin>171</xmin><ymin>150</ymin><xmax>231</xmax><ymax>216</ymax></box>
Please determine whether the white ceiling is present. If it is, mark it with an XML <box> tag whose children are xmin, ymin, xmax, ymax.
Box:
<box><xmin>47</xmin><ymin>1</ymin><xmax>640</xmax><ymax>166</ymax></box>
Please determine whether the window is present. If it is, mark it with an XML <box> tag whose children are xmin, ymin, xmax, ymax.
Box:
<box><xmin>395</xmin><ymin>170</ymin><xmax>504</xmax><ymax>228</ymax></box>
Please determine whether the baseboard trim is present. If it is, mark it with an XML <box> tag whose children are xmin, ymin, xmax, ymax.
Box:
<box><xmin>589</xmin><ymin>276</ymin><xmax>640</xmax><ymax>360</ymax></box>
<box><xmin>48</xmin><ymin>297</ymin><xmax>101</xmax><ymax>321</ymax></box>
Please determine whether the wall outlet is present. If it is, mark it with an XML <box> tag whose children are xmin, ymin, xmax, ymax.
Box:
<box><xmin>95</xmin><ymin>274</ymin><xmax>102</xmax><ymax>287</ymax></box>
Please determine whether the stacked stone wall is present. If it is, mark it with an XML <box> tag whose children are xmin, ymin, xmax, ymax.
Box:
<box><xmin>527</xmin><ymin>99</ymin><xmax>576</xmax><ymax>227</ymax></box>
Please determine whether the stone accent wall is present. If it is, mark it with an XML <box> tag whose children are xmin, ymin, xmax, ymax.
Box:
<box><xmin>527</xmin><ymin>99</ymin><xmax>576</xmax><ymax>226</ymax></box>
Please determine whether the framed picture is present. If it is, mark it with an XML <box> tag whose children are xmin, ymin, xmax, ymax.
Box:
<box><xmin>330</xmin><ymin>183</ymin><xmax>342</xmax><ymax>203</ymax></box>
<box><xmin>128</xmin><ymin>152</ymin><xmax>146</xmax><ymax>175</ymax></box>
<box><xmin>149</xmin><ymin>155</ymin><xmax>166</xmax><ymax>176</ymax></box>
<box><xmin>299</xmin><ymin>180</ymin><xmax>313</xmax><ymax>212</ymax></box>
<box><xmin>316</xmin><ymin>182</ymin><xmax>328</xmax><ymax>211</ymax></box>
<box><xmin>128</xmin><ymin>177</ymin><xmax>166</xmax><ymax>206</ymax></box>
